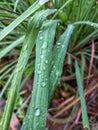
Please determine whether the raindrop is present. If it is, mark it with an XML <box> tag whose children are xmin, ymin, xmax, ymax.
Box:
<box><xmin>39</xmin><ymin>0</ymin><xmax>45</xmax><ymax>5</ymax></box>
<box><xmin>58</xmin><ymin>23</ymin><xmax>60</xmax><ymax>26</ymax></box>
<box><xmin>42</xmin><ymin>82</ymin><xmax>46</xmax><ymax>87</ymax></box>
<box><xmin>66</xmin><ymin>33</ymin><xmax>69</xmax><ymax>36</ymax></box>
<box><xmin>45</xmin><ymin>60</ymin><xmax>48</xmax><ymax>64</ymax></box>
<box><xmin>39</xmin><ymin>30</ymin><xmax>42</xmax><ymax>33</ymax></box>
<box><xmin>91</xmin><ymin>23</ymin><xmax>94</xmax><ymax>26</ymax></box>
<box><xmin>37</xmin><ymin>64</ymin><xmax>40</xmax><ymax>67</ymax></box>
<box><xmin>37</xmin><ymin>71</ymin><xmax>41</xmax><ymax>74</ymax></box>
<box><xmin>28</xmin><ymin>115</ymin><xmax>30</xmax><ymax>119</ymax></box>
<box><xmin>40</xmin><ymin>55</ymin><xmax>44</xmax><ymax>59</ymax></box>
<box><xmin>24</xmin><ymin>44</ymin><xmax>28</xmax><ymax>50</ymax></box>
<box><xmin>62</xmin><ymin>45</ymin><xmax>64</xmax><ymax>48</ymax></box>
<box><xmin>57</xmin><ymin>46</ymin><xmax>59</xmax><ymax>49</ymax></box>
<box><xmin>42</xmin><ymin>42</ymin><xmax>47</xmax><ymax>49</ymax></box>
<box><xmin>57</xmin><ymin>42</ymin><xmax>61</xmax><ymax>45</ymax></box>
<box><xmin>16</xmin><ymin>66</ymin><xmax>23</xmax><ymax>73</ymax></box>
<box><xmin>40</xmin><ymin>36</ymin><xmax>43</xmax><ymax>40</ymax></box>
<box><xmin>43</xmin><ymin>66</ymin><xmax>46</xmax><ymax>70</ymax></box>
<box><xmin>56</xmin><ymin>71</ymin><xmax>60</xmax><ymax>76</ymax></box>
<box><xmin>35</xmin><ymin>108</ymin><xmax>40</xmax><ymax>116</ymax></box>
<box><xmin>53</xmin><ymin>65</ymin><xmax>56</xmax><ymax>68</ymax></box>
<box><xmin>23</xmin><ymin>122</ymin><xmax>25</xmax><ymax>125</ymax></box>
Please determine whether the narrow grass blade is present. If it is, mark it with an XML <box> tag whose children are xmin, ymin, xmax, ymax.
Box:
<box><xmin>0</xmin><ymin>0</ymin><xmax>48</xmax><ymax>41</ymax></box>
<box><xmin>74</xmin><ymin>21</ymin><xmax>98</xmax><ymax>28</ymax></box>
<box><xmin>0</xmin><ymin>60</ymin><xmax>17</xmax><ymax>75</ymax></box>
<box><xmin>0</xmin><ymin>36</ymin><xmax>24</xmax><ymax>58</ymax></box>
<box><xmin>49</xmin><ymin>24</ymin><xmax>74</xmax><ymax>101</ymax></box>
<box><xmin>0</xmin><ymin>72</ymin><xmax>14</xmax><ymax>99</ymax></box>
<box><xmin>21</xmin><ymin>20</ymin><xmax>58</xmax><ymax>130</ymax></box>
<box><xmin>75</xmin><ymin>60</ymin><xmax>90</xmax><ymax>130</ymax></box>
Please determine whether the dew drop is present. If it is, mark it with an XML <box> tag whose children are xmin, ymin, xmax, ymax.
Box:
<box><xmin>42</xmin><ymin>42</ymin><xmax>47</xmax><ymax>49</ymax></box>
<box><xmin>46</xmin><ymin>78</ymin><xmax>48</xmax><ymax>81</ymax></box>
<box><xmin>35</xmin><ymin>108</ymin><xmax>40</xmax><ymax>116</ymax></box>
<box><xmin>16</xmin><ymin>66</ymin><xmax>23</xmax><ymax>73</ymax></box>
<box><xmin>23</xmin><ymin>122</ymin><xmax>25</xmax><ymax>125</ymax></box>
<box><xmin>39</xmin><ymin>0</ymin><xmax>45</xmax><ymax>5</ymax></box>
<box><xmin>57</xmin><ymin>42</ymin><xmax>61</xmax><ymax>45</ymax></box>
<box><xmin>43</xmin><ymin>66</ymin><xmax>46</xmax><ymax>70</ymax></box>
<box><xmin>42</xmin><ymin>82</ymin><xmax>46</xmax><ymax>87</ymax></box>
<box><xmin>39</xmin><ymin>30</ymin><xmax>42</xmax><ymax>33</ymax></box>
<box><xmin>37</xmin><ymin>71</ymin><xmax>41</xmax><ymax>74</ymax></box>
<box><xmin>56</xmin><ymin>71</ymin><xmax>60</xmax><ymax>76</ymax></box>
<box><xmin>58</xmin><ymin>23</ymin><xmax>60</xmax><ymax>26</ymax></box>
<box><xmin>62</xmin><ymin>45</ymin><xmax>64</xmax><ymax>48</ymax></box>
<box><xmin>91</xmin><ymin>23</ymin><xmax>94</xmax><ymax>26</ymax></box>
<box><xmin>37</xmin><ymin>64</ymin><xmax>40</xmax><ymax>67</ymax></box>
<box><xmin>45</xmin><ymin>60</ymin><xmax>48</xmax><ymax>64</ymax></box>
<box><xmin>40</xmin><ymin>55</ymin><xmax>44</xmax><ymax>59</ymax></box>
<box><xmin>53</xmin><ymin>65</ymin><xmax>56</xmax><ymax>68</ymax></box>
<box><xmin>66</xmin><ymin>33</ymin><xmax>69</xmax><ymax>36</ymax></box>
<box><xmin>40</xmin><ymin>36</ymin><xmax>43</xmax><ymax>40</ymax></box>
<box><xmin>28</xmin><ymin>115</ymin><xmax>30</xmax><ymax>119</ymax></box>
<box><xmin>24</xmin><ymin>44</ymin><xmax>28</xmax><ymax>50</ymax></box>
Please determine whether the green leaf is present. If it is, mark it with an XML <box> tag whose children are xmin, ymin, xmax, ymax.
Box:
<box><xmin>21</xmin><ymin>20</ymin><xmax>58</xmax><ymax>130</ymax></box>
<box><xmin>75</xmin><ymin>60</ymin><xmax>90</xmax><ymax>130</ymax></box>
<box><xmin>49</xmin><ymin>24</ymin><xmax>74</xmax><ymax>101</ymax></box>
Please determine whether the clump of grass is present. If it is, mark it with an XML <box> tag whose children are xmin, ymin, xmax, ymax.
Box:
<box><xmin>0</xmin><ymin>0</ymin><xmax>98</xmax><ymax>130</ymax></box>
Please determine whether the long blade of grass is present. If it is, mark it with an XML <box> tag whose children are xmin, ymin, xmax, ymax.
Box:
<box><xmin>0</xmin><ymin>72</ymin><xmax>14</xmax><ymax>99</ymax></box>
<box><xmin>0</xmin><ymin>0</ymin><xmax>48</xmax><ymax>41</ymax></box>
<box><xmin>49</xmin><ymin>24</ymin><xmax>74</xmax><ymax>101</ymax></box>
<box><xmin>0</xmin><ymin>9</ymin><xmax>56</xmax><ymax>130</ymax></box>
<box><xmin>74</xmin><ymin>21</ymin><xmax>98</xmax><ymax>28</ymax></box>
<box><xmin>75</xmin><ymin>60</ymin><xmax>90</xmax><ymax>130</ymax></box>
<box><xmin>21</xmin><ymin>20</ymin><xmax>58</xmax><ymax>130</ymax></box>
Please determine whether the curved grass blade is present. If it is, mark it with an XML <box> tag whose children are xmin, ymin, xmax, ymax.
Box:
<box><xmin>75</xmin><ymin>60</ymin><xmax>90</xmax><ymax>130</ymax></box>
<box><xmin>49</xmin><ymin>24</ymin><xmax>74</xmax><ymax>101</ymax></box>
<box><xmin>0</xmin><ymin>0</ymin><xmax>48</xmax><ymax>41</ymax></box>
<box><xmin>0</xmin><ymin>9</ymin><xmax>56</xmax><ymax>130</ymax></box>
<box><xmin>21</xmin><ymin>20</ymin><xmax>58</xmax><ymax>130</ymax></box>
<box><xmin>74</xmin><ymin>21</ymin><xmax>98</xmax><ymax>28</ymax></box>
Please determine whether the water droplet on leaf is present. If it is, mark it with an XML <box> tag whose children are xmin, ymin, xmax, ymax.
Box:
<box><xmin>42</xmin><ymin>82</ymin><xmax>46</xmax><ymax>87</ymax></box>
<box><xmin>40</xmin><ymin>55</ymin><xmax>44</xmax><ymax>59</ymax></box>
<box><xmin>45</xmin><ymin>60</ymin><xmax>48</xmax><ymax>64</ymax></box>
<box><xmin>35</xmin><ymin>108</ymin><xmax>40</xmax><ymax>116</ymax></box>
<box><xmin>62</xmin><ymin>45</ymin><xmax>64</xmax><ymax>48</ymax></box>
<box><xmin>42</xmin><ymin>42</ymin><xmax>47</xmax><ymax>49</ymax></box>
<box><xmin>40</xmin><ymin>36</ymin><xmax>43</xmax><ymax>40</ymax></box>
<box><xmin>57</xmin><ymin>42</ymin><xmax>61</xmax><ymax>45</ymax></box>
